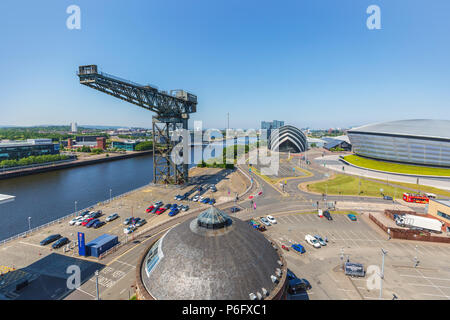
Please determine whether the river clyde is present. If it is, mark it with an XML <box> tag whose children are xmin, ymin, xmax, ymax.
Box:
<box><xmin>0</xmin><ymin>139</ymin><xmax>256</xmax><ymax>240</ymax></box>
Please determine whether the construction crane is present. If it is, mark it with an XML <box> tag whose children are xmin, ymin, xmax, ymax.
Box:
<box><xmin>77</xmin><ymin>65</ymin><xmax>197</xmax><ymax>185</ymax></box>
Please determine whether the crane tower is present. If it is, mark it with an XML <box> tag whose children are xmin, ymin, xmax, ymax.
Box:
<box><xmin>77</xmin><ymin>65</ymin><xmax>197</xmax><ymax>185</ymax></box>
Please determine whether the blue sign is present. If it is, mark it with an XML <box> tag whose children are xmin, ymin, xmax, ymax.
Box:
<box><xmin>78</xmin><ymin>232</ymin><xmax>86</xmax><ymax>256</ymax></box>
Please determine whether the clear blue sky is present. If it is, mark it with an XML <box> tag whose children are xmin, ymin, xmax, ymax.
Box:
<box><xmin>0</xmin><ymin>0</ymin><xmax>449</xmax><ymax>129</ymax></box>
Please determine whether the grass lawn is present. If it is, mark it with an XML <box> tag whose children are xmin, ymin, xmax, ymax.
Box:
<box><xmin>307</xmin><ymin>174</ymin><xmax>412</xmax><ymax>198</ymax></box>
<box><xmin>343</xmin><ymin>155</ymin><xmax>450</xmax><ymax>177</ymax></box>
<box><xmin>371</xmin><ymin>178</ymin><xmax>450</xmax><ymax>198</ymax></box>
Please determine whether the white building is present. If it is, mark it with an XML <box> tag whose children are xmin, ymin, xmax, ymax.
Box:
<box><xmin>71</xmin><ymin>122</ymin><xmax>78</xmax><ymax>133</ymax></box>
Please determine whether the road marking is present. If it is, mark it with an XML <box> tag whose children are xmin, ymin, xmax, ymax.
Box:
<box><xmin>115</xmin><ymin>260</ymin><xmax>136</xmax><ymax>268</ymax></box>
<box><xmin>422</xmin><ymin>293</ymin><xmax>450</xmax><ymax>299</ymax></box>
<box><xmin>415</xmin><ymin>269</ymin><xmax>450</xmax><ymax>300</ymax></box>
<box><xmin>76</xmin><ymin>287</ymin><xmax>96</xmax><ymax>298</ymax></box>
<box><xmin>19</xmin><ymin>241</ymin><xmax>45</xmax><ymax>249</ymax></box>
<box><xmin>401</xmin><ymin>274</ymin><xmax>450</xmax><ymax>281</ymax></box>
<box><xmin>408</xmin><ymin>283</ymin><xmax>450</xmax><ymax>289</ymax></box>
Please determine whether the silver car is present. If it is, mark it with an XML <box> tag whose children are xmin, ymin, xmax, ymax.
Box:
<box><xmin>260</xmin><ymin>217</ymin><xmax>271</xmax><ymax>226</ymax></box>
<box><xmin>314</xmin><ymin>235</ymin><xmax>327</xmax><ymax>246</ymax></box>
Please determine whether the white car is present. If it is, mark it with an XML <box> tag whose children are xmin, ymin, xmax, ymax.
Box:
<box><xmin>69</xmin><ymin>216</ymin><xmax>83</xmax><ymax>226</ymax></box>
<box><xmin>305</xmin><ymin>234</ymin><xmax>321</xmax><ymax>248</ymax></box>
<box><xmin>123</xmin><ymin>225</ymin><xmax>136</xmax><ymax>234</ymax></box>
<box><xmin>266</xmin><ymin>215</ymin><xmax>277</xmax><ymax>224</ymax></box>
<box><xmin>192</xmin><ymin>195</ymin><xmax>199</xmax><ymax>202</ymax></box>
<box><xmin>75</xmin><ymin>218</ymin><xmax>86</xmax><ymax>226</ymax></box>
<box><xmin>260</xmin><ymin>217</ymin><xmax>271</xmax><ymax>226</ymax></box>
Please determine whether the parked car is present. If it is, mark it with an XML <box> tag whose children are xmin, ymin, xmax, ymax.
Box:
<box><xmin>281</xmin><ymin>245</ymin><xmax>289</xmax><ymax>251</ymax></box>
<box><xmin>136</xmin><ymin>219</ymin><xmax>147</xmax><ymax>227</ymax></box>
<box><xmin>174</xmin><ymin>194</ymin><xmax>181</xmax><ymax>200</ymax></box>
<box><xmin>314</xmin><ymin>235</ymin><xmax>327</xmax><ymax>246</ymax></box>
<box><xmin>146</xmin><ymin>205</ymin><xmax>155</xmax><ymax>213</ymax></box>
<box><xmin>52</xmin><ymin>237</ymin><xmax>70</xmax><ymax>249</ymax></box>
<box><xmin>164</xmin><ymin>204</ymin><xmax>172</xmax><ymax>209</ymax></box>
<box><xmin>124</xmin><ymin>225</ymin><xmax>136</xmax><ymax>234</ymax></box>
<box><xmin>291</xmin><ymin>244</ymin><xmax>305</xmax><ymax>254</ymax></box>
<box><xmin>169</xmin><ymin>208</ymin><xmax>180</xmax><ymax>217</ymax></box>
<box><xmin>305</xmin><ymin>234</ymin><xmax>321</xmax><ymax>248</ymax></box>
<box><xmin>69</xmin><ymin>216</ymin><xmax>84</xmax><ymax>226</ymax></box>
<box><xmin>208</xmin><ymin>198</ymin><xmax>216</xmax><ymax>205</ymax></box>
<box><xmin>347</xmin><ymin>214</ymin><xmax>357</xmax><ymax>221</ymax></box>
<box><xmin>230</xmin><ymin>207</ymin><xmax>241</xmax><ymax>213</ymax></box>
<box><xmin>106</xmin><ymin>213</ymin><xmax>119</xmax><ymax>222</ymax></box>
<box><xmin>89</xmin><ymin>211</ymin><xmax>102</xmax><ymax>219</ymax></box>
<box><xmin>287</xmin><ymin>269</ymin><xmax>297</xmax><ymax>280</ymax></box>
<box><xmin>181</xmin><ymin>205</ymin><xmax>189</xmax><ymax>212</ymax></box>
<box><xmin>154</xmin><ymin>201</ymin><xmax>163</xmax><ymax>207</ymax></box>
<box><xmin>383</xmin><ymin>195</ymin><xmax>393</xmax><ymax>200</ymax></box>
<box><xmin>93</xmin><ymin>221</ymin><xmax>106</xmax><ymax>229</ymax></box>
<box><xmin>75</xmin><ymin>218</ymin><xmax>85</xmax><ymax>226</ymax></box>
<box><xmin>40</xmin><ymin>234</ymin><xmax>62</xmax><ymax>246</ymax></box>
<box><xmin>150</xmin><ymin>206</ymin><xmax>160</xmax><ymax>214</ymax></box>
<box><xmin>192</xmin><ymin>195</ymin><xmax>200</xmax><ymax>202</ymax></box>
<box><xmin>345</xmin><ymin>262</ymin><xmax>365</xmax><ymax>277</ymax></box>
<box><xmin>323</xmin><ymin>210</ymin><xmax>333</xmax><ymax>221</ymax></box>
<box><xmin>266</xmin><ymin>215</ymin><xmax>277</xmax><ymax>224</ymax></box>
<box><xmin>260</xmin><ymin>217</ymin><xmax>271</xmax><ymax>226</ymax></box>
<box><xmin>201</xmin><ymin>198</ymin><xmax>210</xmax><ymax>204</ymax></box>
<box><xmin>288</xmin><ymin>278</ymin><xmax>312</xmax><ymax>294</ymax></box>
<box><xmin>123</xmin><ymin>217</ymin><xmax>134</xmax><ymax>225</ymax></box>
<box><xmin>82</xmin><ymin>218</ymin><xmax>94</xmax><ymax>226</ymax></box>
<box><xmin>86</xmin><ymin>218</ymin><xmax>99</xmax><ymax>228</ymax></box>
<box><xmin>155</xmin><ymin>207</ymin><xmax>166</xmax><ymax>215</ymax></box>
<box><xmin>210</xmin><ymin>185</ymin><xmax>217</xmax><ymax>192</ymax></box>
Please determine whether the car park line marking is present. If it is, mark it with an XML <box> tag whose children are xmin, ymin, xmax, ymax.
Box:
<box><xmin>408</xmin><ymin>283</ymin><xmax>450</xmax><ymax>289</ymax></box>
<box><xmin>341</xmin><ymin>231</ymin><xmax>361</xmax><ymax>248</ymax></box>
<box><xmin>115</xmin><ymin>260</ymin><xmax>136</xmax><ymax>268</ymax></box>
<box><xmin>422</xmin><ymin>293</ymin><xmax>450</xmax><ymax>299</ymax></box>
<box><xmin>414</xmin><ymin>269</ymin><xmax>450</xmax><ymax>300</ymax></box>
<box><xmin>400</xmin><ymin>275</ymin><xmax>450</xmax><ymax>281</ymax></box>
<box><xmin>417</xmin><ymin>245</ymin><xmax>434</xmax><ymax>256</ymax></box>
<box><xmin>19</xmin><ymin>241</ymin><xmax>45</xmax><ymax>249</ymax></box>
<box><xmin>76</xmin><ymin>287</ymin><xmax>96</xmax><ymax>298</ymax></box>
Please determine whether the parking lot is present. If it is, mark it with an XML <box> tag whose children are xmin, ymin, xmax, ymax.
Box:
<box><xmin>263</xmin><ymin>212</ymin><xmax>450</xmax><ymax>300</ymax></box>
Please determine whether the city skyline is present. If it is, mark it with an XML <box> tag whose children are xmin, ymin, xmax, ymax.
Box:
<box><xmin>1</xmin><ymin>1</ymin><xmax>450</xmax><ymax>128</ymax></box>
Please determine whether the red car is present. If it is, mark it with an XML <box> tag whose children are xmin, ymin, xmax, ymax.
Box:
<box><xmin>258</xmin><ymin>191</ymin><xmax>263</xmax><ymax>196</ymax></box>
<box><xmin>146</xmin><ymin>205</ymin><xmax>155</xmax><ymax>213</ymax></box>
<box><xmin>282</xmin><ymin>245</ymin><xmax>289</xmax><ymax>251</ymax></box>
<box><xmin>81</xmin><ymin>218</ymin><xmax>93</xmax><ymax>226</ymax></box>
<box><xmin>155</xmin><ymin>207</ymin><xmax>166</xmax><ymax>215</ymax></box>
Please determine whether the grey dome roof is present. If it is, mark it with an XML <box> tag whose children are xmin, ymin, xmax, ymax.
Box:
<box><xmin>348</xmin><ymin>119</ymin><xmax>450</xmax><ymax>141</ymax></box>
<box><xmin>141</xmin><ymin>207</ymin><xmax>282</xmax><ymax>300</ymax></box>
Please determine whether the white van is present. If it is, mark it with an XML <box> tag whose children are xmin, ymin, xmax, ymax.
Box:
<box><xmin>305</xmin><ymin>234</ymin><xmax>321</xmax><ymax>248</ymax></box>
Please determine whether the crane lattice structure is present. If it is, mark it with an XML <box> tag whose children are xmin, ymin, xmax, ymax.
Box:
<box><xmin>77</xmin><ymin>65</ymin><xmax>197</xmax><ymax>185</ymax></box>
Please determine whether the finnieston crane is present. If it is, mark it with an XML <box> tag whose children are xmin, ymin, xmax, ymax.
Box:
<box><xmin>77</xmin><ymin>65</ymin><xmax>198</xmax><ymax>185</ymax></box>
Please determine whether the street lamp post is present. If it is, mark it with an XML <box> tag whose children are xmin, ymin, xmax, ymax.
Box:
<box><xmin>95</xmin><ymin>270</ymin><xmax>100</xmax><ymax>300</ymax></box>
<box><xmin>28</xmin><ymin>217</ymin><xmax>31</xmax><ymax>232</ymax></box>
<box><xmin>110</xmin><ymin>188</ymin><xmax>112</xmax><ymax>203</ymax></box>
<box><xmin>380</xmin><ymin>248</ymin><xmax>388</xmax><ymax>300</ymax></box>
<box><xmin>74</xmin><ymin>201</ymin><xmax>77</xmax><ymax>215</ymax></box>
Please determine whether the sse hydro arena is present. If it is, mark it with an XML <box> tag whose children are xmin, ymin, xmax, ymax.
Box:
<box><xmin>347</xmin><ymin>120</ymin><xmax>450</xmax><ymax>167</ymax></box>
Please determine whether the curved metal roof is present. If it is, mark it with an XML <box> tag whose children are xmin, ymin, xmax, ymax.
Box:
<box><xmin>141</xmin><ymin>211</ymin><xmax>283</xmax><ymax>300</ymax></box>
<box><xmin>348</xmin><ymin>119</ymin><xmax>450</xmax><ymax>140</ymax></box>
<box><xmin>269</xmin><ymin>125</ymin><xmax>307</xmax><ymax>152</ymax></box>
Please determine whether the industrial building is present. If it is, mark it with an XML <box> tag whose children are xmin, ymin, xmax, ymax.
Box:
<box><xmin>428</xmin><ymin>199</ymin><xmax>450</xmax><ymax>231</ymax></box>
<box><xmin>268</xmin><ymin>125</ymin><xmax>308</xmax><ymax>153</ymax></box>
<box><xmin>348</xmin><ymin>120</ymin><xmax>450</xmax><ymax>167</ymax></box>
<box><xmin>111</xmin><ymin>140</ymin><xmax>139</xmax><ymax>151</ymax></box>
<box><xmin>136</xmin><ymin>206</ymin><xmax>288</xmax><ymax>300</ymax></box>
<box><xmin>0</xmin><ymin>139</ymin><xmax>59</xmax><ymax>161</ymax></box>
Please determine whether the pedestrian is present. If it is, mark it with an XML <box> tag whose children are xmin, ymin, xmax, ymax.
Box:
<box><xmin>387</xmin><ymin>228</ymin><xmax>391</xmax><ymax>240</ymax></box>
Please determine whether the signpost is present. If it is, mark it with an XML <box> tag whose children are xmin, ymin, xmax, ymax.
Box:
<box><xmin>78</xmin><ymin>232</ymin><xmax>86</xmax><ymax>256</ymax></box>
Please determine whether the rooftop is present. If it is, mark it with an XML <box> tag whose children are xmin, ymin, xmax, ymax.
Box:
<box><xmin>348</xmin><ymin>119</ymin><xmax>450</xmax><ymax>140</ymax></box>
<box><xmin>434</xmin><ymin>199</ymin><xmax>450</xmax><ymax>207</ymax></box>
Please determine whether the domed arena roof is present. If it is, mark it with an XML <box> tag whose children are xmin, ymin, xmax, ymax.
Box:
<box><xmin>139</xmin><ymin>206</ymin><xmax>286</xmax><ymax>300</ymax></box>
<box><xmin>269</xmin><ymin>125</ymin><xmax>308</xmax><ymax>153</ymax></box>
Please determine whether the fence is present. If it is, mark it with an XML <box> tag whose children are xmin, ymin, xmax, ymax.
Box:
<box><xmin>369</xmin><ymin>213</ymin><xmax>450</xmax><ymax>244</ymax></box>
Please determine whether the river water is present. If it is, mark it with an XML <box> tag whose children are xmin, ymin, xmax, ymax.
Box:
<box><xmin>0</xmin><ymin>139</ymin><xmax>256</xmax><ymax>240</ymax></box>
